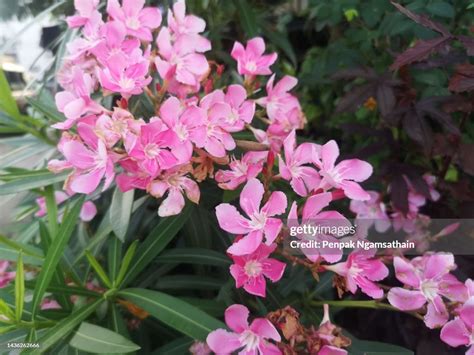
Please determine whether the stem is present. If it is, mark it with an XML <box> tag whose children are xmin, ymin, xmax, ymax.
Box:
<box><xmin>310</xmin><ymin>300</ymin><xmax>423</xmax><ymax>320</ymax></box>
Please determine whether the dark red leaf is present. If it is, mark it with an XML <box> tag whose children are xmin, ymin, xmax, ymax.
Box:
<box><xmin>458</xmin><ymin>143</ymin><xmax>474</xmax><ymax>176</ymax></box>
<box><xmin>390</xmin><ymin>37</ymin><xmax>451</xmax><ymax>71</ymax></box>
<box><xmin>335</xmin><ymin>83</ymin><xmax>375</xmax><ymax>113</ymax></box>
<box><xmin>417</xmin><ymin>97</ymin><xmax>460</xmax><ymax>135</ymax></box>
<box><xmin>402</xmin><ymin>110</ymin><xmax>433</xmax><ymax>152</ymax></box>
<box><xmin>458</xmin><ymin>36</ymin><xmax>474</xmax><ymax>56</ymax></box>
<box><xmin>390</xmin><ymin>174</ymin><xmax>409</xmax><ymax>214</ymax></box>
<box><xmin>442</xmin><ymin>95</ymin><xmax>474</xmax><ymax>113</ymax></box>
<box><xmin>391</xmin><ymin>2</ymin><xmax>451</xmax><ymax>36</ymax></box>
<box><xmin>448</xmin><ymin>64</ymin><xmax>474</xmax><ymax>93</ymax></box>
<box><xmin>376</xmin><ymin>84</ymin><xmax>396</xmax><ymax>117</ymax></box>
<box><xmin>331</xmin><ymin>67</ymin><xmax>376</xmax><ymax>80</ymax></box>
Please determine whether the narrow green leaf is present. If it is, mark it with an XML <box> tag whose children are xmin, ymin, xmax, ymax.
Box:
<box><xmin>232</xmin><ymin>0</ymin><xmax>259</xmax><ymax>37</ymax></box>
<box><xmin>151</xmin><ymin>337</ymin><xmax>193</xmax><ymax>355</ymax></box>
<box><xmin>38</xmin><ymin>221</ymin><xmax>73</xmax><ymax>311</ymax></box>
<box><xmin>44</xmin><ymin>185</ymin><xmax>58</xmax><ymax>238</ymax></box>
<box><xmin>70</xmin><ymin>322</ymin><xmax>140</xmax><ymax>354</ymax></box>
<box><xmin>25</xmin><ymin>328</ymin><xmax>37</xmax><ymax>343</ymax></box>
<box><xmin>15</xmin><ymin>252</ymin><xmax>24</xmax><ymax>322</ymax></box>
<box><xmin>27</xmin><ymin>94</ymin><xmax>64</xmax><ymax>123</ymax></box>
<box><xmin>155</xmin><ymin>275</ymin><xmax>223</xmax><ymax>290</ymax></box>
<box><xmin>25</xmin><ymin>281</ymin><xmax>100</xmax><ymax>298</ymax></box>
<box><xmin>85</xmin><ymin>250</ymin><xmax>113</xmax><ymax>288</ymax></box>
<box><xmin>114</xmin><ymin>240</ymin><xmax>138</xmax><ymax>287</ymax></box>
<box><xmin>108</xmin><ymin>236</ymin><xmax>122</xmax><ymax>281</ymax></box>
<box><xmin>121</xmin><ymin>207</ymin><xmax>191</xmax><ymax>286</ymax></box>
<box><xmin>0</xmin><ymin>170</ymin><xmax>69</xmax><ymax>195</ymax></box>
<box><xmin>0</xmin><ymin>235</ymin><xmax>43</xmax><ymax>259</ymax></box>
<box><xmin>31</xmin><ymin>197</ymin><xmax>84</xmax><ymax>317</ymax></box>
<box><xmin>24</xmin><ymin>298</ymin><xmax>104</xmax><ymax>355</ymax></box>
<box><xmin>110</xmin><ymin>187</ymin><xmax>134</xmax><ymax>241</ymax></box>
<box><xmin>108</xmin><ymin>304</ymin><xmax>129</xmax><ymax>338</ymax></box>
<box><xmin>118</xmin><ymin>288</ymin><xmax>225</xmax><ymax>340</ymax></box>
<box><xmin>0</xmin><ymin>69</ymin><xmax>20</xmax><ymax>119</ymax></box>
<box><xmin>156</xmin><ymin>248</ymin><xmax>231</xmax><ymax>267</ymax></box>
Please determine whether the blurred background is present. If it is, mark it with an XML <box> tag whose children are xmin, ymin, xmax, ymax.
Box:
<box><xmin>1</xmin><ymin>1</ymin><xmax>473</xmax><ymax>353</ymax></box>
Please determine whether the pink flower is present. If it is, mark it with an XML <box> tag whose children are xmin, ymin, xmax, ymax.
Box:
<box><xmin>350</xmin><ymin>191</ymin><xmax>391</xmax><ymax>235</ymax></box>
<box><xmin>54</xmin><ymin>68</ymin><xmax>103</xmax><ymax>129</ymax></box>
<box><xmin>106</xmin><ymin>0</ymin><xmax>162</xmax><ymax>41</ymax></box>
<box><xmin>220</xmin><ymin>85</ymin><xmax>255</xmax><ymax>132</ymax></box>
<box><xmin>116</xmin><ymin>157</ymin><xmax>152</xmax><ymax>192</ymax></box>
<box><xmin>126</xmin><ymin>119</ymin><xmax>178</xmax><ymax>177</ymax></box>
<box><xmin>67</xmin><ymin>0</ymin><xmax>100</xmax><ymax>29</ymax></box>
<box><xmin>230</xmin><ymin>243</ymin><xmax>285</xmax><ymax>297</ymax></box>
<box><xmin>155</xmin><ymin>27</ymin><xmax>209</xmax><ymax>87</ymax></box>
<box><xmin>388</xmin><ymin>253</ymin><xmax>467</xmax><ymax>329</ymax></box>
<box><xmin>158</xmin><ymin>96</ymin><xmax>206</xmax><ymax>163</ymax></box>
<box><xmin>215</xmin><ymin>151</ymin><xmax>268</xmax><ymax>190</ymax></box>
<box><xmin>315</xmin><ymin>140</ymin><xmax>373</xmax><ymax>201</ymax></box>
<box><xmin>256</xmin><ymin>75</ymin><xmax>302</xmax><ymax>123</ymax></box>
<box><xmin>189</xmin><ymin>341</ymin><xmax>211</xmax><ymax>355</ymax></box>
<box><xmin>288</xmin><ymin>192</ymin><xmax>351</xmax><ymax>263</ymax></box>
<box><xmin>196</xmin><ymin>93</ymin><xmax>235</xmax><ymax>158</ymax></box>
<box><xmin>206</xmin><ymin>304</ymin><xmax>281</xmax><ymax>355</ymax></box>
<box><xmin>231</xmin><ymin>37</ymin><xmax>277</xmax><ymax>77</ymax></box>
<box><xmin>98</xmin><ymin>52</ymin><xmax>152</xmax><ymax>98</ymax></box>
<box><xmin>41</xmin><ymin>298</ymin><xmax>62</xmax><ymax>310</ymax></box>
<box><xmin>0</xmin><ymin>261</ymin><xmax>15</xmax><ymax>288</ymax></box>
<box><xmin>147</xmin><ymin>165</ymin><xmax>200</xmax><ymax>217</ymax></box>
<box><xmin>440</xmin><ymin>297</ymin><xmax>474</xmax><ymax>354</ymax></box>
<box><xmin>278</xmin><ymin>130</ymin><xmax>321</xmax><ymax>196</ymax></box>
<box><xmin>325</xmin><ymin>249</ymin><xmax>388</xmax><ymax>299</ymax></box>
<box><xmin>49</xmin><ymin>129</ymin><xmax>115</xmax><ymax>194</ymax></box>
<box><xmin>216</xmin><ymin>178</ymin><xmax>287</xmax><ymax>256</ymax></box>
<box><xmin>316</xmin><ymin>305</ymin><xmax>349</xmax><ymax>355</ymax></box>
<box><xmin>167</xmin><ymin>0</ymin><xmax>211</xmax><ymax>53</ymax></box>
<box><xmin>35</xmin><ymin>191</ymin><xmax>97</xmax><ymax>222</ymax></box>
<box><xmin>93</xmin><ymin>20</ymin><xmax>142</xmax><ymax>66</ymax></box>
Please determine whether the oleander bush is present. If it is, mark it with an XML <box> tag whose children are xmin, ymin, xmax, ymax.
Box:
<box><xmin>0</xmin><ymin>0</ymin><xmax>473</xmax><ymax>354</ymax></box>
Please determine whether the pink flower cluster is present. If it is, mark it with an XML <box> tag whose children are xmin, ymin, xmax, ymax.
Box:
<box><xmin>46</xmin><ymin>1</ymin><xmax>471</xmax><ymax>354</ymax></box>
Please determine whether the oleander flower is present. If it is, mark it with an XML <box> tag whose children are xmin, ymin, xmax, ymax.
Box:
<box><xmin>278</xmin><ymin>130</ymin><xmax>321</xmax><ymax>197</ymax></box>
<box><xmin>215</xmin><ymin>151</ymin><xmax>268</xmax><ymax>190</ymax></box>
<box><xmin>106</xmin><ymin>0</ymin><xmax>162</xmax><ymax>41</ymax></box>
<box><xmin>0</xmin><ymin>261</ymin><xmax>15</xmax><ymax>288</ymax></box>
<box><xmin>440</xmin><ymin>297</ymin><xmax>474</xmax><ymax>354</ymax></box>
<box><xmin>147</xmin><ymin>165</ymin><xmax>200</xmax><ymax>217</ymax></box>
<box><xmin>388</xmin><ymin>253</ymin><xmax>467</xmax><ymax>329</ymax></box>
<box><xmin>315</xmin><ymin>140</ymin><xmax>373</xmax><ymax>201</ymax></box>
<box><xmin>325</xmin><ymin>249</ymin><xmax>388</xmax><ymax>299</ymax></box>
<box><xmin>216</xmin><ymin>178</ymin><xmax>287</xmax><ymax>255</ymax></box>
<box><xmin>206</xmin><ymin>304</ymin><xmax>282</xmax><ymax>355</ymax></box>
<box><xmin>229</xmin><ymin>243</ymin><xmax>285</xmax><ymax>297</ymax></box>
<box><xmin>231</xmin><ymin>37</ymin><xmax>277</xmax><ymax>77</ymax></box>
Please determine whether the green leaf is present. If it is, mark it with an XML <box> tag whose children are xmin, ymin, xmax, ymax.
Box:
<box><xmin>427</xmin><ymin>1</ymin><xmax>454</xmax><ymax>18</ymax></box>
<box><xmin>69</xmin><ymin>322</ymin><xmax>140</xmax><ymax>354</ymax></box>
<box><xmin>232</xmin><ymin>0</ymin><xmax>258</xmax><ymax>37</ymax></box>
<box><xmin>0</xmin><ymin>69</ymin><xmax>20</xmax><ymax>119</ymax></box>
<box><xmin>24</xmin><ymin>298</ymin><xmax>104</xmax><ymax>355</ymax></box>
<box><xmin>108</xmin><ymin>236</ymin><xmax>122</xmax><ymax>281</ymax></box>
<box><xmin>27</xmin><ymin>94</ymin><xmax>64</xmax><ymax>123</ymax></box>
<box><xmin>151</xmin><ymin>337</ymin><xmax>193</xmax><ymax>355</ymax></box>
<box><xmin>121</xmin><ymin>207</ymin><xmax>191</xmax><ymax>286</ymax></box>
<box><xmin>156</xmin><ymin>248</ymin><xmax>231</xmax><ymax>267</ymax></box>
<box><xmin>114</xmin><ymin>240</ymin><xmax>138</xmax><ymax>287</ymax></box>
<box><xmin>155</xmin><ymin>275</ymin><xmax>223</xmax><ymax>290</ymax></box>
<box><xmin>118</xmin><ymin>288</ymin><xmax>225</xmax><ymax>341</ymax></box>
<box><xmin>0</xmin><ymin>170</ymin><xmax>69</xmax><ymax>195</ymax></box>
<box><xmin>110</xmin><ymin>187</ymin><xmax>135</xmax><ymax>241</ymax></box>
<box><xmin>85</xmin><ymin>250</ymin><xmax>113</xmax><ymax>288</ymax></box>
<box><xmin>45</xmin><ymin>185</ymin><xmax>59</xmax><ymax>237</ymax></box>
<box><xmin>31</xmin><ymin>196</ymin><xmax>84</xmax><ymax>317</ymax></box>
<box><xmin>15</xmin><ymin>252</ymin><xmax>24</xmax><ymax>321</ymax></box>
<box><xmin>0</xmin><ymin>234</ymin><xmax>43</xmax><ymax>259</ymax></box>
<box><xmin>25</xmin><ymin>281</ymin><xmax>100</xmax><ymax>298</ymax></box>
